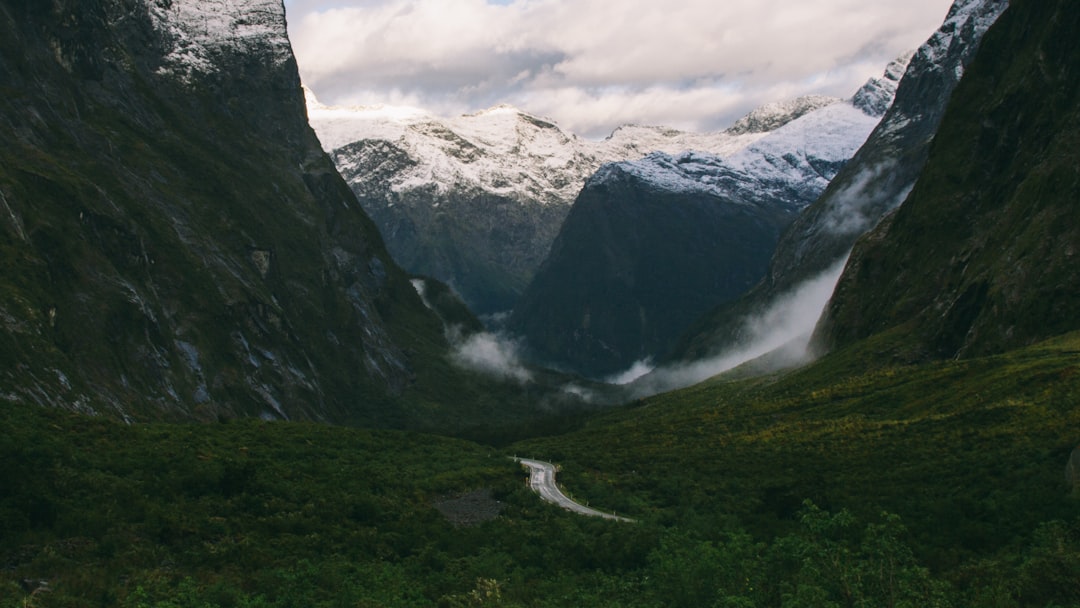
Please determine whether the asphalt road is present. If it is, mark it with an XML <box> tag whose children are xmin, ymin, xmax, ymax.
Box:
<box><xmin>515</xmin><ymin>458</ymin><xmax>634</xmax><ymax>522</ymax></box>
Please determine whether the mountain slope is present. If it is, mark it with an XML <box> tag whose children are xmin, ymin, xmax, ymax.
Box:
<box><xmin>508</xmin><ymin>76</ymin><xmax>897</xmax><ymax>378</ymax></box>
<box><xmin>671</xmin><ymin>0</ymin><xmax>1008</xmax><ymax>365</ymax></box>
<box><xmin>308</xmin><ymin>95</ymin><xmax>825</xmax><ymax>314</ymax></box>
<box><xmin>817</xmin><ymin>0</ymin><xmax>1080</xmax><ymax>361</ymax></box>
<box><xmin>0</xmin><ymin>0</ymin><xmax>482</xmax><ymax>426</ymax></box>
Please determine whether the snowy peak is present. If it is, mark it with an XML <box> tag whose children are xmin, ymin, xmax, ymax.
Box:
<box><xmin>308</xmin><ymin>96</ymin><xmax>763</xmax><ymax>206</ymax></box>
<box><xmin>922</xmin><ymin>0</ymin><xmax>1010</xmax><ymax>69</ymax></box>
<box><xmin>726</xmin><ymin>95</ymin><xmax>843</xmax><ymax>135</ymax></box>
<box><xmin>853</xmin><ymin>52</ymin><xmax>915</xmax><ymax>116</ymax></box>
<box><xmin>592</xmin><ymin>73</ymin><xmax>898</xmax><ymax>201</ymax></box>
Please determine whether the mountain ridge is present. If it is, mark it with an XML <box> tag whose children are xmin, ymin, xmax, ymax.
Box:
<box><xmin>817</xmin><ymin>0</ymin><xmax>1080</xmax><ymax>361</ymax></box>
<box><xmin>308</xmin><ymin>91</ymin><xmax>844</xmax><ymax>314</ymax></box>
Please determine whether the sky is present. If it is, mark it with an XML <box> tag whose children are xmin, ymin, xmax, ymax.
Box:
<box><xmin>284</xmin><ymin>0</ymin><xmax>954</xmax><ymax>138</ymax></box>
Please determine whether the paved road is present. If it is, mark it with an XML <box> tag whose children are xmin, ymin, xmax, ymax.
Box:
<box><xmin>515</xmin><ymin>458</ymin><xmax>634</xmax><ymax>522</ymax></box>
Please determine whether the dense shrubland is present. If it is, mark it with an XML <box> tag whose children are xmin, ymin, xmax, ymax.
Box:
<box><xmin>4</xmin><ymin>333</ymin><xmax>1080</xmax><ymax>606</ymax></box>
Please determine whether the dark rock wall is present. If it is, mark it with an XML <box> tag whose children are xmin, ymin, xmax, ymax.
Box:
<box><xmin>0</xmin><ymin>0</ymin><xmax>448</xmax><ymax>424</ymax></box>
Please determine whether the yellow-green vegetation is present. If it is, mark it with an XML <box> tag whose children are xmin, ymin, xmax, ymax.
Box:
<box><xmin>0</xmin><ymin>401</ymin><xmax>657</xmax><ymax>607</ymax></box>
<box><xmin>4</xmin><ymin>333</ymin><xmax>1080</xmax><ymax>607</ymax></box>
<box><xmin>515</xmin><ymin>331</ymin><xmax>1080</xmax><ymax>605</ymax></box>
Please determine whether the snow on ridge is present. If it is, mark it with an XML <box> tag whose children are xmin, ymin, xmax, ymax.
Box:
<box><xmin>598</xmin><ymin>102</ymin><xmax>880</xmax><ymax>199</ymax></box>
<box><xmin>307</xmin><ymin>94</ymin><xmax>766</xmax><ymax>206</ymax></box>
<box><xmin>915</xmin><ymin>0</ymin><xmax>1008</xmax><ymax>76</ymax></box>
<box><xmin>147</xmin><ymin>0</ymin><xmax>293</xmax><ymax>81</ymax></box>
<box><xmin>726</xmin><ymin>95</ymin><xmax>843</xmax><ymax>135</ymax></box>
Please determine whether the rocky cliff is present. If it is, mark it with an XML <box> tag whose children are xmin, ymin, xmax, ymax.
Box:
<box><xmin>670</xmin><ymin>0</ymin><xmax>1008</xmax><ymax>364</ymax></box>
<box><xmin>817</xmin><ymin>0</ymin><xmax>1080</xmax><ymax>361</ymax></box>
<box><xmin>0</xmin><ymin>0</ymin><xmax>463</xmax><ymax>425</ymax></box>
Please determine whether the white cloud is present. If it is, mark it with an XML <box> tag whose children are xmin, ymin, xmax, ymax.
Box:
<box><xmin>626</xmin><ymin>257</ymin><xmax>849</xmax><ymax>398</ymax></box>
<box><xmin>449</xmin><ymin>329</ymin><xmax>534</xmax><ymax>383</ymax></box>
<box><xmin>285</xmin><ymin>0</ymin><xmax>953</xmax><ymax>137</ymax></box>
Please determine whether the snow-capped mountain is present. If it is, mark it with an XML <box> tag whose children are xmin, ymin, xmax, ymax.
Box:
<box><xmin>669</xmin><ymin>0</ymin><xmax>1009</xmax><ymax>369</ymax></box>
<box><xmin>506</xmin><ymin>58</ymin><xmax>908</xmax><ymax>378</ymax></box>
<box><xmin>307</xmin><ymin>91</ymin><xmax>827</xmax><ymax>314</ymax></box>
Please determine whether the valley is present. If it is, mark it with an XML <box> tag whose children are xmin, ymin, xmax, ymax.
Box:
<box><xmin>2</xmin><ymin>0</ymin><xmax>1079</xmax><ymax>606</ymax></box>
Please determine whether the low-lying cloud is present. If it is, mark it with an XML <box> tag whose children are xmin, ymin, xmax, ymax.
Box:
<box><xmin>285</xmin><ymin>0</ymin><xmax>953</xmax><ymax>137</ymax></box>
<box><xmin>626</xmin><ymin>257</ymin><xmax>849</xmax><ymax>398</ymax></box>
<box><xmin>448</xmin><ymin>327</ymin><xmax>533</xmax><ymax>383</ymax></box>
<box><xmin>410</xmin><ymin>278</ymin><xmax>534</xmax><ymax>382</ymax></box>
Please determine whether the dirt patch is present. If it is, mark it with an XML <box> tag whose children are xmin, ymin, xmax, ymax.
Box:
<box><xmin>433</xmin><ymin>488</ymin><xmax>504</xmax><ymax>527</ymax></box>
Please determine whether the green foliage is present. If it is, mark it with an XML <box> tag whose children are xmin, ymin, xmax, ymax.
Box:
<box><xmin>4</xmin><ymin>336</ymin><xmax>1080</xmax><ymax>606</ymax></box>
<box><xmin>515</xmin><ymin>331</ymin><xmax>1080</xmax><ymax>606</ymax></box>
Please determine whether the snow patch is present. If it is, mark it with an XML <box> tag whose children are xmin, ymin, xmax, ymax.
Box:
<box><xmin>147</xmin><ymin>0</ymin><xmax>293</xmax><ymax>82</ymax></box>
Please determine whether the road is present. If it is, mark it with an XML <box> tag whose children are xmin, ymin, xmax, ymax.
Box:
<box><xmin>515</xmin><ymin>458</ymin><xmax>634</xmax><ymax>522</ymax></box>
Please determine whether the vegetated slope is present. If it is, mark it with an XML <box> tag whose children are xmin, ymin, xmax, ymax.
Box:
<box><xmin>671</xmin><ymin>0</ymin><xmax>1008</xmax><ymax>364</ymax></box>
<box><xmin>514</xmin><ymin>331</ymin><xmax>1080</xmax><ymax>605</ymax></box>
<box><xmin>0</xmin><ymin>0</ymin><xmax>533</xmax><ymax>429</ymax></box>
<box><xmin>308</xmin><ymin>92</ymin><xmax>832</xmax><ymax>315</ymax></box>
<box><xmin>817</xmin><ymin>0</ymin><xmax>1080</xmax><ymax>362</ymax></box>
<box><xmin>508</xmin><ymin>70</ymin><xmax>900</xmax><ymax>379</ymax></box>
<box><xmin>5</xmin><ymin>335</ymin><xmax>1079</xmax><ymax>607</ymax></box>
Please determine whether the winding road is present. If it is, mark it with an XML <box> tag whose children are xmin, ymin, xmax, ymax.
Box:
<box><xmin>515</xmin><ymin>458</ymin><xmax>634</xmax><ymax>522</ymax></box>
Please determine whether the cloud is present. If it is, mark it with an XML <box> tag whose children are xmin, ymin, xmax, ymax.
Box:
<box><xmin>448</xmin><ymin>327</ymin><xmax>534</xmax><ymax>383</ymax></box>
<box><xmin>286</xmin><ymin>0</ymin><xmax>953</xmax><ymax>137</ymax></box>
<box><xmin>408</xmin><ymin>278</ymin><xmax>533</xmax><ymax>382</ymax></box>
<box><xmin>626</xmin><ymin>257</ymin><xmax>849</xmax><ymax>398</ymax></box>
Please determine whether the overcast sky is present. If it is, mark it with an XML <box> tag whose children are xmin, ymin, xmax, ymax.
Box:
<box><xmin>284</xmin><ymin>0</ymin><xmax>954</xmax><ymax>138</ymax></box>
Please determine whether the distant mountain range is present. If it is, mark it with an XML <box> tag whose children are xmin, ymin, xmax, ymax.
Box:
<box><xmin>306</xmin><ymin>92</ymin><xmax>837</xmax><ymax>314</ymax></box>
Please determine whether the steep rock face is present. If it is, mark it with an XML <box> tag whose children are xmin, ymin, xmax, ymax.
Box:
<box><xmin>509</xmin><ymin>86</ymin><xmax>891</xmax><ymax>378</ymax></box>
<box><xmin>307</xmin><ymin>96</ymin><xmax>811</xmax><ymax>315</ymax></box>
<box><xmin>817</xmin><ymin>0</ymin><xmax>1080</xmax><ymax>361</ymax></box>
<box><xmin>0</xmin><ymin>0</ymin><xmax>450</xmax><ymax>424</ymax></box>
<box><xmin>671</xmin><ymin>0</ymin><xmax>1007</xmax><ymax>363</ymax></box>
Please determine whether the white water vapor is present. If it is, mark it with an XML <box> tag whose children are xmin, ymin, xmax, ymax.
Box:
<box><xmin>448</xmin><ymin>327</ymin><xmax>533</xmax><ymax>383</ymax></box>
<box><xmin>410</xmin><ymin>278</ymin><xmax>533</xmax><ymax>382</ymax></box>
<box><xmin>627</xmin><ymin>257</ymin><xmax>849</xmax><ymax>398</ymax></box>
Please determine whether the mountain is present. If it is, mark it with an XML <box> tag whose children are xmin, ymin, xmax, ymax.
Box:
<box><xmin>817</xmin><ymin>0</ymin><xmax>1080</xmax><ymax>361</ymax></box>
<box><xmin>307</xmin><ymin>93</ymin><xmax>824</xmax><ymax>315</ymax></box>
<box><xmin>0</xmin><ymin>0</ymin><xmax>508</xmax><ymax>427</ymax></box>
<box><xmin>669</xmin><ymin>0</ymin><xmax>1008</xmax><ymax>367</ymax></box>
<box><xmin>507</xmin><ymin>67</ymin><xmax>904</xmax><ymax>379</ymax></box>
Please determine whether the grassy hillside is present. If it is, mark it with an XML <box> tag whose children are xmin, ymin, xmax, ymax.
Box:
<box><xmin>4</xmin><ymin>333</ymin><xmax>1079</xmax><ymax>606</ymax></box>
<box><xmin>515</xmin><ymin>331</ymin><xmax>1080</xmax><ymax>604</ymax></box>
